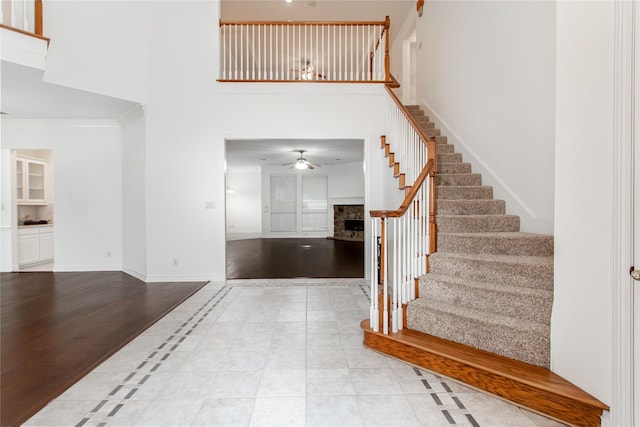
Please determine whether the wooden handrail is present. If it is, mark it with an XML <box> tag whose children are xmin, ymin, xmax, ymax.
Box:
<box><xmin>384</xmin><ymin>16</ymin><xmax>390</xmax><ymax>82</ymax></box>
<box><xmin>0</xmin><ymin>23</ymin><xmax>49</xmax><ymax>43</ymax></box>
<box><xmin>220</xmin><ymin>19</ymin><xmax>388</xmax><ymax>27</ymax></box>
<box><xmin>385</xmin><ymin>85</ymin><xmax>433</xmax><ymax>145</ymax></box>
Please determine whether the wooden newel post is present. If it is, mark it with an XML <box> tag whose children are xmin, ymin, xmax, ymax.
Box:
<box><xmin>428</xmin><ymin>137</ymin><xmax>437</xmax><ymax>253</ymax></box>
<box><xmin>384</xmin><ymin>16</ymin><xmax>390</xmax><ymax>82</ymax></box>
<box><xmin>35</xmin><ymin>0</ymin><xmax>43</xmax><ymax>36</ymax></box>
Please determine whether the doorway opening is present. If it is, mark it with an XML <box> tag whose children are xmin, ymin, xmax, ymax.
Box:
<box><xmin>224</xmin><ymin>138</ymin><xmax>365</xmax><ymax>279</ymax></box>
<box><xmin>12</xmin><ymin>149</ymin><xmax>54</xmax><ymax>272</ymax></box>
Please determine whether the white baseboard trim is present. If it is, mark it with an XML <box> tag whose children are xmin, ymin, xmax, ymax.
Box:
<box><xmin>419</xmin><ymin>98</ymin><xmax>553</xmax><ymax>235</ymax></box>
<box><xmin>123</xmin><ymin>266</ymin><xmax>147</xmax><ymax>282</ymax></box>
<box><xmin>144</xmin><ymin>274</ymin><xmax>215</xmax><ymax>283</ymax></box>
<box><xmin>52</xmin><ymin>265</ymin><xmax>122</xmax><ymax>272</ymax></box>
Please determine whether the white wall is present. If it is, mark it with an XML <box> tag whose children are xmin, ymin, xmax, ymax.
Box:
<box><xmin>1</xmin><ymin>120</ymin><xmax>124</xmax><ymax>271</ymax></box>
<box><xmin>0</xmin><ymin>149</ymin><xmax>14</xmax><ymax>271</ymax></box>
<box><xmin>43</xmin><ymin>0</ymin><xmax>148</xmax><ymax>103</ymax></box>
<box><xmin>416</xmin><ymin>1</ymin><xmax>555</xmax><ymax>234</ymax></box>
<box><xmin>226</xmin><ymin>167</ymin><xmax>262</xmax><ymax>235</ymax></box>
<box><xmin>122</xmin><ymin>108</ymin><xmax>147</xmax><ymax>280</ymax></box>
<box><xmin>22</xmin><ymin>0</ymin><xmax>390</xmax><ymax>282</ymax></box>
<box><xmin>553</xmin><ymin>1</ymin><xmax>614</xmax><ymax>406</ymax></box>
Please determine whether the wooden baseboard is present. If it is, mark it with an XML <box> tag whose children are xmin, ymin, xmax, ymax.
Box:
<box><xmin>361</xmin><ymin>320</ymin><xmax>608</xmax><ymax>427</ymax></box>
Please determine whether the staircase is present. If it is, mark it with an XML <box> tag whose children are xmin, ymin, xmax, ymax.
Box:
<box><xmin>400</xmin><ymin>105</ymin><xmax>554</xmax><ymax>368</ymax></box>
<box><xmin>363</xmin><ymin>103</ymin><xmax>608</xmax><ymax>426</ymax></box>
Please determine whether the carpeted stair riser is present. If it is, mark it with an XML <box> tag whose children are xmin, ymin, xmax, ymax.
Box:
<box><xmin>437</xmin><ymin>214</ymin><xmax>520</xmax><ymax>233</ymax></box>
<box><xmin>437</xmin><ymin>144</ymin><xmax>456</xmax><ymax>154</ymax></box>
<box><xmin>438</xmin><ymin>153</ymin><xmax>462</xmax><ymax>163</ymax></box>
<box><xmin>423</xmin><ymin>128</ymin><xmax>441</xmax><ymax>138</ymax></box>
<box><xmin>438</xmin><ymin>232</ymin><xmax>554</xmax><ymax>256</ymax></box>
<box><xmin>436</xmin><ymin>173</ymin><xmax>482</xmax><ymax>186</ymax></box>
<box><xmin>406</xmin><ymin>299</ymin><xmax>550</xmax><ymax>367</ymax></box>
<box><xmin>437</xmin><ymin>200</ymin><xmax>506</xmax><ymax>216</ymax></box>
<box><xmin>436</xmin><ymin>186</ymin><xmax>493</xmax><ymax>200</ymax></box>
<box><xmin>438</xmin><ymin>162</ymin><xmax>472</xmax><ymax>174</ymax></box>
<box><xmin>418</xmin><ymin>274</ymin><xmax>552</xmax><ymax>324</ymax></box>
<box><xmin>434</xmin><ymin>136</ymin><xmax>448</xmax><ymax>144</ymax></box>
<box><xmin>415</xmin><ymin>118</ymin><xmax>436</xmax><ymax>129</ymax></box>
<box><xmin>428</xmin><ymin>252</ymin><xmax>554</xmax><ymax>291</ymax></box>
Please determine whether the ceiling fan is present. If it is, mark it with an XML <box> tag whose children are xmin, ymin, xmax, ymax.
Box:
<box><xmin>282</xmin><ymin>150</ymin><xmax>321</xmax><ymax>170</ymax></box>
<box><xmin>291</xmin><ymin>58</ymin><xmax>325</xmax><ymax>81</ymax></box>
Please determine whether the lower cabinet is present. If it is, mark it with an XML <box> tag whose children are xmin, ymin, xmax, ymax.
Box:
<box><xmin>18</xmin><ymin>226</ymin><xmax>54</xmax><ymax>266</ymax></box>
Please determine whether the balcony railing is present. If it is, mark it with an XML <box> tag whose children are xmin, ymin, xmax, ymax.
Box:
<box><xmin>0</xmin><ymin>0</ymin><xmax>44</xmax><ymax>38</ymax></box>
<box><xmin>219</xmin><ymin>17</ymin><xmax>391</xmax><ymax>83</ymax></box>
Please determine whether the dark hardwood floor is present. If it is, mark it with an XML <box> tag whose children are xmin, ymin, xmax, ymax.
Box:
<box><xmin>226</xmin><ymin>238</ymin><xmax>364</xmax><ymax>279</ymax></box>
<box><xmin>0</xmin><ymin>271</ymin><xmax>207</xmax><ymax>427</ymax></box>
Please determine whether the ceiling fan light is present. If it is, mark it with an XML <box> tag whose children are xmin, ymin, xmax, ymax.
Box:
<box><xmin>295</xmin><ymin>161</ymin><xmax>308</xmax><ymax>170</ymax></box>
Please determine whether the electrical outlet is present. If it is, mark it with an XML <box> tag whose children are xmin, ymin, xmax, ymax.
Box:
<box><xmin>173</xmin><ymin>258</ymin><xmax>178</xmax><ymax>266</ymax></box>
<box><xmin>107</xmin><ymin>251</ymin><xmax>111</xmax><ymax>258</ymax></box>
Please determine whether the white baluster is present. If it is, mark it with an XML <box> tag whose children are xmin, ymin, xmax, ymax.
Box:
<box><xmin>371</xmin><ymin>218</ymin><xmax>379</xmax><ymax>331</ymax></box>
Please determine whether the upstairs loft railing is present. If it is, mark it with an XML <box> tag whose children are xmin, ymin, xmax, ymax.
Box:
<box><xmin>369</xmin><ymin>86</ymin><xmax>437</xmax><ymax>334</ymax></box>
<box><xmin>0</xmin><ymin>0</ymin><xmax>45</xmax><ymax>38</ymax></box>
<box><xmin>219</xmin><ymin>17</ymin><xmax>391</xmax><ymax>83</ymax></box>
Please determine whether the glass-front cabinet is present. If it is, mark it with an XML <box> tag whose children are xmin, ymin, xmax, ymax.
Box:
<box><xmin>16</xmin><ymin>157</ymin><xmax>48</xmax><ymax>205</ymax></box>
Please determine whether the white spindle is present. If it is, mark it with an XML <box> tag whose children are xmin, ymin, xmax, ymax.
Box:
<box><xmin>23</xmin><ymin>0</ymin><xmax>28</xmax><ymax>31</ymax></box>
<box><xmin>371</xmin><ymin>218</ymin><xmax>379</xmax><ymax>332</ymax></box>
<box><xmin>382</xmin><ymin>218</ymin><xmax>388</xmax><ymax>334</ymax></box>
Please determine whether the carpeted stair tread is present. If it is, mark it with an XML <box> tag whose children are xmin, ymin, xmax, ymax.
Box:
<box><xmin>418</xmin><ymin>273</ymin><xmax>552</xmax><ymax>324</ymax></box>
<box><xmin>428</xmin><ymin>252</ymin><xmax>554</xmax><ymax>291</ymax></box>
<box><xmin>407</xmin><ymin>298</ymin><xmax>550</xmax><ymax>367</ymax></box>
<box><xmin>438</xmin><ymin>232</ymin><xmax>554</xmax><ymax>256</ymax></box>
<box><xmin>437</xmin><ymin>199</ymin><xmax>506</xmax><ymax>215</ymax></box>
<box><xmin>437</xmin><ymin>214</ymin><xmax>520</xmax><ymax>233</ymax></box>
<box><xmin>436</xmin><ymin>186</ymin><xmax>493</xmax><ymax>200</ymax></box>
<box><xmin>436</xmin><ymin>173</ymin><xmax>482</xmax><ymax>186</ymax></box>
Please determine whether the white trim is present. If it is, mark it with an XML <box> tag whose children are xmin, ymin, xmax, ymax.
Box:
<box><xmin>117</xmin><ymin>104</ymin><xmax>146</xmax><ymax>127</ymax></box>
<box><xmin>419</xmin><ymin>97</ymin><xmax>553</xmax><ymax>235</ymax></box>
<box><xmin>122</xmin><ymin>265</ymin><xmax>147</xmax><ymax>282</ymax></box>
<box><xmin>1</xmin><ymin>118</ymin><xmax>121</xmax><ymax>129</ymax></box>
<box><xmin>52</xmin><ymin>265</ymin><xmax>122</xmax><ymax>272</ymax></box>
<box><xmin>0</xmin><ymin>26</ymin><xmax>48</xmax><ymax>70</ymax></box>
<box><xmin>612</xmin><ymin>0</ymin><xmax>637</xmax><ymax>425</ymax></box>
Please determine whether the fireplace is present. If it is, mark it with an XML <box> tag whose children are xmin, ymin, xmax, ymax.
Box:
<box><xmin>333</xmin><ymin>205</ymin><xmax>364</xmax><ymax>241</ymax></box>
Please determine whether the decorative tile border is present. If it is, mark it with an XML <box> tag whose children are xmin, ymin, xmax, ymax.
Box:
<box><xmin>413</xmin><ymin>367</ymin><xmax>481</xmax><ymax>426</ymax></box>
<box><xmin>75</xmin><ymin>285</ymin><xmax>231</xmax><ymax>427</ymax></box>
<box><xmin>62</xmin><ymin>280</ymin><xmax>480</xmax><ymax>427</ymax></box>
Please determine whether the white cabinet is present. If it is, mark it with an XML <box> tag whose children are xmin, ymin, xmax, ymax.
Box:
<box><xmin>18</xmin><ymin>226</ymin><xmax>54</xmax><ymax>266</ymax></box>
<box><xmin>40</xmin><ymin>228</ymin><xmax>55</xmax><ymax>261</ymax></box>
<box><xmin>16</xmin><ymin>157</ymin><xmax>49</xmax><ymax>205</ymax></box>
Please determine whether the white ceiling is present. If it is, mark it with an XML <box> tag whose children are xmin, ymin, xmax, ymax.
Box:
<box><xmin>0</xmin><ymin>61</ymin><xmax>137</xmax><ymax>120</ymax></box>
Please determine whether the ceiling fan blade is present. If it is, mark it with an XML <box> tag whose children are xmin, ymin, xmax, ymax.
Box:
<box><xmin>307</xmin><ymin>164</ymin><xmax>315</xmax><ymax>170</ymax></box>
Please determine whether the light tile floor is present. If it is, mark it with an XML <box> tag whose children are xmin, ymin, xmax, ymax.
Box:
<box><xmin>24</xmin><ymin>279</ymin><xmax>566</xmax><ymax>427</ymax></box>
